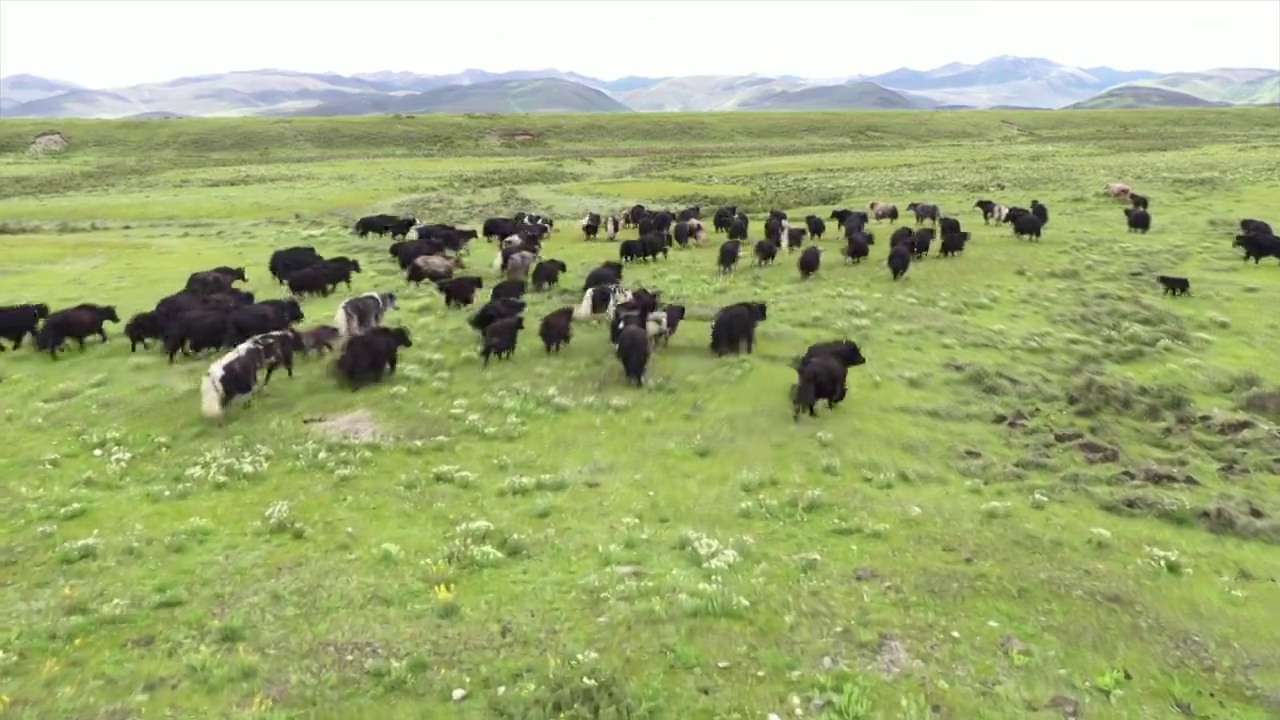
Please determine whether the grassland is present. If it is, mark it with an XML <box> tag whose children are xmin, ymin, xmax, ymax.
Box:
<box><xmin>1</xmin><ymin>108</ymin><xmax>1280</xmax><ymax>720</ymax></box>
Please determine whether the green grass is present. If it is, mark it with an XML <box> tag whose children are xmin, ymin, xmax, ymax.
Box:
<box><xmin>2</xmin><ymin>108</ymin><xmax>1280</xmax><ymax>720</ymax></box>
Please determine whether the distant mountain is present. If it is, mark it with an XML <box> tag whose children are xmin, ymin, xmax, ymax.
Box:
<box><xmin>864</xmin><ymin>55</ymin><xmax>1164</xmax><ymax>108</ymax></box>
<box><xmin>738</xmin><ymin>82</ymin><xmax>931</xmax><ymax>111</ymax></box>
<box><xmin>1066</xmin><ymin>86</ymin><xmax>1231</xmax><ymax>110</ymax></box>
<box><xmin>281</xmin><ymin>78</ymin><xmax>630</xmax><ymax>115</ymax></box>
<box><xmin>3</xmin><ymin>57</ymin><xmax>1275</xmax><ymax>118</ymax></box>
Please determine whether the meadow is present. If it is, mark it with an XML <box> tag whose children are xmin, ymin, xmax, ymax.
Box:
<box><xmin>1</xmin><ymin>108</ymin><xmax>1280</xmax><ymax>720</ymax></box>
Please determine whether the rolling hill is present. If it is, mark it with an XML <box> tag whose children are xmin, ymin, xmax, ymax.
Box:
<box><xmin>2</xmin><ymin>56</ymin><xmax>1276</xmax><ymax>118</ymax></box>
<box><xmin>283</xmin><ymin>78</ymin><xmax>631</xmax><ymax>115</ymax></box>
<box><xmin>1065</xmin><ymin>86</ymin><xmax>1231</xmax><ymax>110</ymax></box>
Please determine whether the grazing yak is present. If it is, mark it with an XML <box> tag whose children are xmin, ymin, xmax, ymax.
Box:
<box><xmin>797</xmin><ymin>246</ymin><xmax>822</xmax><ymax>280</ymax></box>
<box><xmin>299</xmin><ymin>325</ymin><xmax>342</xmax><ymax>354</ymax></box>
<box><xmin>35</xmin><ymin>304</ymin><xmax>121</xmax><ymax>359</ymax></box>
<box><xmin>1157</xmin><ymin>275</ymin><xmax>1191</xmax><ymax>297</ymax></box>
<box><xmin>868</xmin><ymin>201</ymin><xmax>899</xmax><ymax>223</ymax></box>
<box><xmin>1124</xmin><ymin>207</ymin><xmax>1152</xmax><ymax>234</ymax></box>
<box><xmin>335</xmin><ymin>326</ymin><xmax>413</xmax><ymax>388</ymax></box>
<box><xmin>334</xmin><ymin>291</ymin><xmax>397</xmax><ymax>342</ymax></box>
<box><xmin>906</xmin><ymin>202</ymin><xmax>940</xmax><ymax>227</ymax></box>
<box><xmin>0</xmin><ymin>302</ymin><xmax>50</xmax><ymax>351</ymax></box>
<box><xmin>199</xmin><ymin>329</ymin><xmax>304</xmax><ymax>420</ymax></box>
<box><xmin>973</xmin><ymin>200</ymin><xmax>1007</xmax><ymax>225</ymax></box>
<box><xmin>538</xmin><ymin>306</ymin><xmax>575</xmax><ymax>354</ymax></box>
<box><xmin>709</xmin><ymin>301</ymin><xmax>767</xmax><ymax>356</ymax></box>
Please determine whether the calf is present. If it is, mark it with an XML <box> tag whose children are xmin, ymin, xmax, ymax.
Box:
<box><xmin>1124</xmin><ymin>207</ymin><xmax>1151</xmax><ymax>234</ymax></box>
<box><xmin>531</xmin><ymin>259</ymin><xmax>567</xmax><ymax>291</ymax></box>
<box><xmin>709</xmin><ymin>301</ymin><xmax>767</xmax><ymax>356</ymax></box>
<box><xmin>0</xmin><ymin>302</ymin><xmax>50</xmax><ymax>351</ymax></box>
<box><xmin>35</xmin><ymin>304</ymin><xmax>121</xmax><ymax>359</ymax></box>
<box><xmin>335</xmin><ymin>326</ymin><xmax>413</xmax><ymax>388</ymax></box>
<box><xmin>1130</xmin><ymin>193</ymin><xmax>1149</xmax><ymax>210</ymax></box>
<box><xmin>435</xmin><ymin>276</ymin><xmax>484</xmax><ymax>308</ymax></box>
<box><xmin>299</xmin><ymin>325</ymin><xmax>341</xmax><ymax>354</ymax></box>
<box><xmin>973</xmin><ymin>200</ymin><xmax>1005</xmax><ymax>225</ymax></box>
<box><xmin>480</xmin><ymin>316</ymin><xmax>524</xmax><ymax>366</ymax></box>
<box><xmin>1156</xmin><ymin>275</ymin><xmax>1190</xmax><ymax>297</ymax></box>
<box><xmin>538</xmin><ymin>306</ymin><xmax>574</xmax><ymax>354</ymax></box>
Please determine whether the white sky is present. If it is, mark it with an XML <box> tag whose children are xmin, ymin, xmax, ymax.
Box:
<box><xmin>2</xmin><ymin>0</ymin><xmax>1277</xmax><ymax>87</ymax></box>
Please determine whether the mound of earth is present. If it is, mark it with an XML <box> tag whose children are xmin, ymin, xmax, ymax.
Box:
<box><xmin>304</xmin><ymin>410</ymin><xmax>385</xmax><ymax>443</ymax></box>
<box><xmin>27</xmin><ymin>130</ymin><xmax>68</xmax><ymax>156</ymax></box>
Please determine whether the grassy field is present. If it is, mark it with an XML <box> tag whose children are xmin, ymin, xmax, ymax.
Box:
<box><xmin>1</xmin><ymin>108</ymin><xmax>1280</xmax><ymax>720</ymax></box>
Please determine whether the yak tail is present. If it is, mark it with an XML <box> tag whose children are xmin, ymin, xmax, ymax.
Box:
<box><xmin>572</xmin><ymin>290</ymin><xmax>594</xmax><ymax>321</ymax></box>
<box><xmin>200</xmin><ymin>370</ymin><xmax>225</xmax><ymax>419</ymax></box>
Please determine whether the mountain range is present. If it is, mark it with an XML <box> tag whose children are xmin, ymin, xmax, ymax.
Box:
<box><xmin>2</xmin><ymin>56</ymin><xmax>1276</xmax><ymax>118</ymax></box>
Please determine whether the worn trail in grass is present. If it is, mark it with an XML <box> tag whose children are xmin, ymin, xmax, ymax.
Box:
<box><xmin>1</xmin><ymin>109</ymin><xmax>1279</xmax><ymax>719</ymax></box>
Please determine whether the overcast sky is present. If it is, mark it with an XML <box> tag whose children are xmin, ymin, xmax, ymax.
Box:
<box><xmin>2</xmin><ymin>0</ymin><xmax>1278</xmax><ymax>87</ymax></box>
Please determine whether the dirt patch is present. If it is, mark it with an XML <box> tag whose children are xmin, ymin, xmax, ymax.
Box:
<box><xmin>1114</xmin><ymin>465</ymin><xmax>1200</xmax><ymax>486</ymax></box>
<box><xmin>304</xmin><ymin>410</ymin><xmax>386</xmax><ymax>443</ymax></box>
<box><xmin>27</xmin><ymin>130</ymin><xmax>68</xmax><ymax>157</ymax></box>
<box><xmin>1241</xmin><ymin>389</ymin><xmax>1280</xmax><ymax>422</ymax></box>
<box><xmin>507</xmin><ymin>132</ymin><xmax>538</xmax><ymax>142</ymax></box>
<box><xmin>874</xmin><ymin>634</ymin><xmax>916</xmax><ymax>678</ymax></box>
<box><xmin>1078</xmin><ymin>439</ymin><xmax>1120</xmax><ymax>463</ymax></box>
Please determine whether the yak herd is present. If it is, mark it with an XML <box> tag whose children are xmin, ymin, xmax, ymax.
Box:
<box><xmin>1</xmin><ymin>187</ymin><xmax>1277</xmax><ymax>424</ymax></box>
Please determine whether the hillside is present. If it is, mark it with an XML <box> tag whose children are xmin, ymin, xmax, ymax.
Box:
<box><xmin>3</xmin><ymin>57</ymin><xmax>1276</xmax><ymax>117</ymax></box>
<box><xmin>737</xmin><ymin>82</ymin><xmax>928</xmax><ymax>111</ymax></box>
<box><xmin>1066</xmin><ymin>86</ymin><xmax>1229</xmax><ymax>110</ymax></box>
<box><xmin>283</xmin><ymin>78</ymin><xmax>630</xmax><ymax>115</ymax></box>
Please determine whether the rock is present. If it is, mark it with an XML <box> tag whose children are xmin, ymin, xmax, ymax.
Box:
<box><xmin>1138</xmin><ymin>465</ymin><xmax>1199</xmax><ymax>486</ymax></box>
<box><xmin>998</xmin><ymin>634</ymin><xmax>1029</xmax><ymax>656</ymax></box>
<box><xmin>1006</xmin><ymin>408</ymin><xmax>1031</xmax><ymax>428</ymax></box>
<box><xmin>1044</xmin><ymin>694</ymin><xmax>1081</xmax><ymax>718</ymax></box>
<box><xmin>963</xmin><ymin>448</ymin><xmax>984</xmax><ymax>459</ymax></box>
<box><xmin>716</xmin><ymin>661</ymin><xmax>731</xmax><ymax>669</ymax></box>
<box><xmin>821</xmin><ymin>655</ymin><xmax>836</xmax><ymax>669</ymax></box>
<box><xmin>1053</xmin><ymin>429</ymin><xmax>1084</xmax><ymax>443</ymax></box>
<box><xmin>451</xmin><ymin>688</ymin><xmax>468</xmax><ymax>702</ymax></box>
<box><xmin>853</xmin><ymin>567</ymin><xmax>879</xmax><ymax>582</ymax></box>
<box><xmin>1078</xmin><ymin>439</ymin><xmax>1120</xmax><ymax>463</ymax></box>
